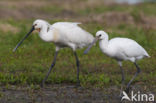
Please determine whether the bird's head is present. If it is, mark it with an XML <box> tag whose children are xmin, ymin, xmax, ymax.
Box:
<box><xmin>96</xmin><ymin>30</ymin><xmax>108</xmax><ymax>40</ymax></box>
<box><xmin>33</xmin><ymin>19</ymin><xmax>50</xmax><ymax>32</ymax></box>
<box><xmin>84</xmin><ymin>30</ymin><xmax>108</xmax><ymax>54</ymax></box>
<box><xmin>13</xmin><ymin>19</ymin><xmax>50</xmax><ymax>52</ymax></box>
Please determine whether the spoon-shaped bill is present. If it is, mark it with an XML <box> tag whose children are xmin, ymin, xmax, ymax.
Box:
<box><xmin>13</xmin><ymin>26</ymin><xmax>35</xmax><ymax>52</ymax></box>
<box><xmin>84</xmin><ymin>37</ymin><xmax>98</xmax><ymax>54</ymax></box>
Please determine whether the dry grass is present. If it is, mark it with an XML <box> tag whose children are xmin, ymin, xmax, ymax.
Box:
<box><xmin>92</xmin><ymin>12</ymin><xmax>134</xmax><ymax>25</ymax></box>
<box><xmin>0</xmin><ymin>0</ymin><xmax>156</xmax><ymax>30</ymax></box>
<box><xmin>0</xmin><ymin>1</ymin><xmax>156</xmax><ymax>103</ymax></box>
<box><xmin>0</xmin><ymin>23</ymin><xmax>19</xmax><ymax>34</ymax></box>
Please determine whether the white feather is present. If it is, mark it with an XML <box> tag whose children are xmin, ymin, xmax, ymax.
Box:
<box><xmin>33</xmin><ymin>20</ymin><xmax>94</xmax><ymax>50</ymax></box>
<box><xmin>51</xmin><ymin>22</ymin><xmax>94</xmax><ymax>49</ymax></box>
<box><xmin>96</xmin><ymin>30</ymin><xmax>150</xmax><ymax>62</ymax></box>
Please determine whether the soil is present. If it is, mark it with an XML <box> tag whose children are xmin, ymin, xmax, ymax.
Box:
<box><xmin>0</xmin><ymin>83</ymin><xmax>155</xmax><ymax>103</ymax></box>
<box><xmin>0</xmin><ymin>1</ymin><xmax>156</xmax><ymax>103</ymax></box>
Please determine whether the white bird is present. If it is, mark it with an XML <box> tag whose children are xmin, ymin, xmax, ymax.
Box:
<box><xmin>84</xmin><ymin>30</ymin><xmax>150</xmax><ymax>94</ymax></box>
<box><xmin>13</xmin><ymin>19</ymin><xmax>94</xmax><ymax>87</ymax></box>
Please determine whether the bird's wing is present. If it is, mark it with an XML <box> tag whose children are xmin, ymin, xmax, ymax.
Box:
<box><xmin>110</xmin><ymin>38</ymin><xmax>148</xmax><ymax>57</ymax></box>
<box><xmin>122</xmin><ymin>39</ymin><xmax>148</xmax><ymax>57</ymax></box>
<box><xmin>52</xmin><ymin>22</ymin><xmax>81</xmax><ymax>27</ymax></box>
<box><xmin>51</xmin><ymin>22</ymin><xmax>94</xmax><ymax>47</ymax></box>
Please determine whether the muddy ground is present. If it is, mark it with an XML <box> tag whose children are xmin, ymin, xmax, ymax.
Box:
<box><xmin>0</xmin><ymin>83</ymin><xmax>155</xmax><ymax>103</ymax></box>
<box><xmin>0</xmin><ymin>0</ymin><xmax>156</xmax><ymax>103</ymax></box>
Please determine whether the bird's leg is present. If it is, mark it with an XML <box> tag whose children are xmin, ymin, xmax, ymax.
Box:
<box><xmin>120</xmin><ymin>65</ymin><xmax>125</xmax><ymax>97</ymax></box>
<box><xmin>73</xmin><ymin>51</ymin><xmax>80</xmax><ymax>87</ymax></box>
<box><xmin>41</xmin><ymin>51</ymin><xmax>58</xmax><ymax>88</ymax></box>
<box><xmin>126</xmin><ymin>62</ymin><xmax>141</xmax><ymax>93</ymax></box>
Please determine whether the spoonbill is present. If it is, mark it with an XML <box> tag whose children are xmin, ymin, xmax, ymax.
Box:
<box><xmin>13</xmin><ymin>19</ymin><xmax>94</xmax><ymax>87</ymax></box>
<box><xmin>84</xmin><ymin>30</ymin><xmax>150</xmax><ymax>94</ymax></box>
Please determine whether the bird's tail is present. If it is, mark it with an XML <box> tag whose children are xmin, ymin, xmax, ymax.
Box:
<box><xmin>145</xmin><ymin>53</ymin><xmax>150</xmax><ymax>58</ymax></box>
<box><xmin>146</xmin><ymin>55</ymin><xmax>150</xmax><ymax>58</ymax></box>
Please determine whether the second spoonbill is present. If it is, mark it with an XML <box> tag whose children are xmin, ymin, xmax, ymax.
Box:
<box><xmin>84</xmin><ymin>30</ymin><xmax>150</xmax><ymax>94</ymax></box>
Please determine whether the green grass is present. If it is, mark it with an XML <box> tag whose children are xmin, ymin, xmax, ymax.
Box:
<box><xmin>0</xmin><ymin>2</ymin><xmax>156</xmax><ymax>88</ymax></box>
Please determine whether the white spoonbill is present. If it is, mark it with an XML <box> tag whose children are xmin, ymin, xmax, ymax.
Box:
<box><xmin>13</xmin><ymin>19</ymin><xmax>94</xmax><ymax>87</ymax></box>
<box><xmin>84</xmin><ymin>30</ymin><xmax>150</xmax><ymax>94</ymax></box>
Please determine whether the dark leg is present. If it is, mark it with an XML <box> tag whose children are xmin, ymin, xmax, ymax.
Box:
<box><xmin>126</xmin><ymin>62</ymin><xmax>141</xmax><ymax>93</ymax></box>
<box><xmin>120</xmin><ymin>65</ymin><xmax>125</xmax><ymax>96</ymax></box>
<box><xmin>73</xmin><ymin>51</ymin><xmax>80</xmax><ymax>86</ymax></box>
<box><xmin>41</xmin><ymin>51</ymin><xmax>58</xmax><ymax>88</ymax></box>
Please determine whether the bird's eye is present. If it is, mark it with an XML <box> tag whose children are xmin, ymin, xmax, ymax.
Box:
<box><xmin>99</xmin><ymin>34</ymin><xmax>101</xmax><ymax>37</ymax></box>
<box><xmin>34</xmin><ymin>24</ymin><xmax>37</xmax><ymax>26</ymax></box>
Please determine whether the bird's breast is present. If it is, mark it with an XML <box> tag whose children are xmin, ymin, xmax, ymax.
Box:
<box><xmin>52</xmin><ymin>28</ymin><xmax>59</xmax><ymax>43</ymax></box>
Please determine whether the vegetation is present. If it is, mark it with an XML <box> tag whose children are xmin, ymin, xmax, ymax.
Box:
<box><xmin>0</xmin><ymin>1</ymin><xmax>155</xmax><ymax>90</ymax></box>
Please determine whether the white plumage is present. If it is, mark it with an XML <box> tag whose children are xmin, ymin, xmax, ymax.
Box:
<box><xmin>35</xmin><ymin>20</ymin><xmax>94</xmax><ymax>50</ymax></box>
<box><xmin>13</xmin><ymin>19</ymin><xmax>94</xmax><ymax>87</ymax></box>
<box><xmin>84</xmin><ymin>30</ymin><xmax>150</xmax><ymax>95</ymax></box>
<box><xmin>99</xmin><ymin>37</ymin><xmax>150</xmax><ymax>62</ymax></box>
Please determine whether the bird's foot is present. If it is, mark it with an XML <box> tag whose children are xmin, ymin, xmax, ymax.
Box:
<box><xmin>76</xmin><ymin>82</ymin><xmax>81</xmax><ymax>87</ymax></box>
<box><xmin>118</xmin><ymin>94</ymin><xmax>124</xmax><ymax>103</ymax></box>
<box><xmin>119</xmin><ymin>91</ymin><xmax>123</xmax><ymax>98</ymax></box>
<box><xmin>125</xmin><ymin>87</ymin><xmax>132</xmax><ymax>94</ymax></box>
<box><xmin>119</xmin><ymin>89</ymin><xmax>124</xmax><ymax>100</ymax></box>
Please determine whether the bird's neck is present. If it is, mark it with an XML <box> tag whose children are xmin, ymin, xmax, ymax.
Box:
<box><xmin>40</xmin><ymin>24</ymin><xmax>49</xmax><ymax>35</ymax></box>
<box><xmin>99</xmin><ymin>39</ymin><xmax>109</xmax><ymax>52</ymax></box>
<box><xmin>39</xmin><ymin>24</ymin><xmax>53</xmax><ymax>42</ymax></box>
<box><xmin>99</xmin><ymin>39</ymin><xmax>115</xmax><ymax>57</ymax></box>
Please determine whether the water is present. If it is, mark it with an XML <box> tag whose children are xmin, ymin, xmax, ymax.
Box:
<box><xmin>116</xmin><ymin>0</ymin><xmax>156</xmax><ymax>4</ymax></box>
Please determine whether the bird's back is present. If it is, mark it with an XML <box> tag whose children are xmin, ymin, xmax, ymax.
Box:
<box><xmin>51</xmin><ymin>22</ymin><xmax>94</xmax><ymax>48</ymax></box>
<box><xmin>108</xmin><ymin>38</ymin><xmax>149</xmax><ymax>59</ymax></box>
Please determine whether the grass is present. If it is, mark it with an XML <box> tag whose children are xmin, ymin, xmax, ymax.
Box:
<box><xmin>38</xmin><ymin>5</ymin><xmax>64</xmax><ymax>14</ymax></box>
<box><xmin>0</xmin><ymin>2</ymin><xmax>156</xmax><ymax>89</ymax></box>
<box><xmin>76</xmin><ymin>3</ymin><xmax>156</xmax><ymax>16</ymax></box>
<box><xmin>0</xmin><ymin>19</ymin><xmax>155</xmax><ymax>88</ymax></box>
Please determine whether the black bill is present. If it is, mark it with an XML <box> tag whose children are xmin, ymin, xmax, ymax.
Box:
<box><xmin>13</xmin><ymin>26</ymin><xmax>35</xmax><ymax>52</ymax></box>
<box><xmin>84</xmin><ymin>37</ymin><xmax>99</xmax><ymax>54</ymax></box>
